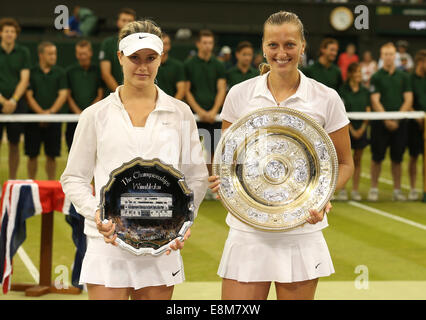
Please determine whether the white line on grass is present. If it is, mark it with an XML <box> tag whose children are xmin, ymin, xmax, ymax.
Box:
<box><xmin>17</xmin><ymin>247</ymin><xmax>39</xmax><ymax>283</ymax></box>
<box><xmin>348</xmin><ymin>201</ymin><xmax>426</xmax><ymax>231</ymax></box>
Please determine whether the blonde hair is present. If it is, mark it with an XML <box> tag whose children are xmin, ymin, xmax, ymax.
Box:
<box><xmin>260</xmin><ymin>11</ymin><xmax>306</xmax><ymax>75</ymax></box>
<box><xmin>380</xmin><ymin>42</ymin><xmax>396</xmax><ymax>52</ymax></box>
<box><xmin>118</xmin><ymin>19</ymin><xmax>162</xmax><ymax>46</ymax></box>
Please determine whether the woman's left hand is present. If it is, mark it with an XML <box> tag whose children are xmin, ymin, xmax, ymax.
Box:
<box><xmin>306</xmin><ymin>202</ymin><xmax>332</xmax><ymax>224</ymax></box>
<box><xmin>165</xmin><ymin>228</ymin><xmax>191</xmax><ymax>255</ymax></box>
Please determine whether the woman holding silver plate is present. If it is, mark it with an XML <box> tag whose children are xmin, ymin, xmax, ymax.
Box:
<box><xmin>209</xmin><ymin>11</ymin><xmax>354</xmax><ymax>300</ymax></box>
<box><xmin>61</xmin><ymin>20</ymin><xmax>208</xmax><ymax>300</ymax></box>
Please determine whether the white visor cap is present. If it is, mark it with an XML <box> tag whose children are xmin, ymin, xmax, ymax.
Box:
<box><xmin>119</xmin><ymin>32</ymin><xmax>163</xmax><ymax>56</ymax></box>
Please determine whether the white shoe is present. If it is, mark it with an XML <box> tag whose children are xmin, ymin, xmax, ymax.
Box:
<box><xmin>351</xmin><ymin>190</ymin><xmax>362</xmax><ymax>201</ymax></box>
<box><xmin>408</xmin><ymin>189</ymin><xmax>419</xmax><ymax>201</ymax></box>
<box><xmin>367</xmin><ymin>188</ymin><xmax>379</xmax><ymax>201</ymax></box>
<box><xmin>392</xmin><ymin>190</ymin><xmax>406</xmax><ymax>201</ymax></box>
<box><xmin>335</xmin><ymin>190</ymin><xmax>348</xmax><ymax>201</ymax></box>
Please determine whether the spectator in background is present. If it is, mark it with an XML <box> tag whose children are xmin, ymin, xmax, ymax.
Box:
<box><xmin>25</xmin><ymin>42</ymin><xmax>68</xmax><ymax>180</ymax></box>
<box><xmin>0</xmin><ymin>18</ymin><xmax>30</xmax><ymax>179</ymax></box>
<box><xmin>226</xmin><ymin>41</ymin><xmax>259</xmax><ymax>90</ymax></box>
<box><xmin>303</xmin><ymin>37</ymin><xmax>342</xmax><ymax>90</ymax></box>
<box><xmin>378</xmin><ymin>40</ymin><xmax>414</xmax><ymax>71</ymax></box>
<box><xmin>407</xmin><ymin>49</ymin><xmax>426</xmax><ymax>201</ymax></box>
<box><xmin>337</xmin><ymin>43</ymin><xmax>359</xmax><ymax>81</ymax></box>
<box><xmin>396</xmin><ymin>40</ymin><xmax>413</xmax><ymax>72</ymax></box>
<box><xmin>252</xmin><ymin>51</ymin><xmax>264</xmax><ymax>70</ymax></box>
<box><xmin>156</xmin><ymin>33</ymin><xmax>185</xmax><ymax>100</ymax></box>
<box><xmin>335</xmin><ymin>62</ymin><xmax>371</xmax><ymax>201</ymax></box>
<box><xmin>218</xmin><ymin>46</ymin><xmax>233</xmax><ymax>70</ymax></box>
<box><xmin>398</xmin><ymin>53</ymin><xmax>410</xmax><ymax>72</ymax></box>
<box><xmin>360</xmin><ymin>50</ymin><xmax>377</xmax><ymax>88</ymax></box>
<box><xmin>184</xmin><ymin>29</ymin><xmax>226</xmax><ymax>199</ymax></box>
<box><xmin>368</xmin><ymin>42</ymin><xmax>413</xmax><ymax>201</ymax></box>
<box><xmin>64</xmin><ymin>6</ymin><xmax>98</xmax><ymax>37</ymax></box>
<box><xmin>66</xmin><ymin>40</ymin><xmax>103</xmax><ymax>150</ymax></box>
<box><xmin>99</xmin><ymin>7</ymin><xmax>136</xmax><ymax>93</ymax></box>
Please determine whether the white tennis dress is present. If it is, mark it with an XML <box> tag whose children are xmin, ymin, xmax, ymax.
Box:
<box><xmin>217</xmin><ymin>71</ymin><xmax>349</xmax><ymax>283</ymax></box>
<box><xmin>61</xmin><ymin>86</ymin><xmax>208</xmax><ymax>289</ymax></box>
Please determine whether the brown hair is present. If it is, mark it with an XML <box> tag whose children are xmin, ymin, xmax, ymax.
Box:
<box><xmin>0</xmin><ymin>18</ymin><xmax>21</xmax><ymax>35</ymax></box>
<box><xmin>197</xmin><ymin>29</ymin><xmax>214</xmax><ymax>42</ymax></box>
<box><xmin>37</xmin><ymin>41</ymin><xmax>55</xmax><ymax>54</ymax></box>
<box><xmin>118</xmin><ymin>19</ymin><xmax>162</xmax><ymax>45</ymax></box>
<box><xmin>414</xmin><ymin>49</ymin><xmax>426</xmax><ymax>65</ymax></box>
<box><xmin>76</xmin><ymin>39</ymin><xmax>92</xmax><ymax>50</ymax></box>
<box><xmin>346</xmin><ymin>62</ymin><xmax>360</xmax><ymax>81</ymax></box>
<box><xmin>260</xmin><ymin>11</ymin><xmax>306</xmax><ymax>75</ymax></box>
<box><xmin>318</xmin><ymin>37</ymin><xmax>338</xmax><ymax>57</ymax></box>
<box><xmin>236</xmin><ymin>41</ymin><xmax>254</xmax><ymax>53</ymax></box>
<box><xmin>118</xmin><ymin>8</ymin><xmax>137</xmax><ymax>20</ymax></box>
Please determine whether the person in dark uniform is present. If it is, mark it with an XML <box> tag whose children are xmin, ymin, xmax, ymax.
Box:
<box><xmin>66</xmin><ymin>40</ymin><xmax>103</xmax><ymax>150</ymax></box>
<box><xmin>226</xmin><ymin>41</ymin><xmax>259</xmax><ymax>90</ymax></box>
<box><xmin>184</xmin><ymin>29</ymin><xmax>226</xmax><ymax>193</ymax></box>
<box><xmin>0</xmin><ymin>18</ymin><xmax>30</xmax><ymax>179</ymax></box>
<box><xmin>25</xmin><ymin>41</ymin><xmax>68</xmax><ymax>180</ymax></box>
<box><xmin>99</xmin><ymin>8</ymin><xmax>136</xmax><ymax>93</ymax></box>
<box><xmin>303</xmin><ymin>37</ymin><xmax>342</xmax><ymax>90</ymax></box>
<box><xmin>407</xmin><ymin>49</ymin><xmax>426</xmax><ymax>200</ymax></box>
<box><xmin>156</xmin><ymin>33</ymin><xmax>185</xmax><ymax>100</ymax></box>
<box><xmin>368</xmin><ymin>42</ymin><xmax>413</xmax><ymax>201</ymax></box>
<box><xmin>336</xmin><ymin>62</ymin><xmax>371</xmax><ymax>201</ymax></box>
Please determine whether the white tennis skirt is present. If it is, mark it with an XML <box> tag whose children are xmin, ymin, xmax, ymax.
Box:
<box><xmin>217</xmin><ymin>229</ymin><xmax>335</xmax><ymax>283</ymax></box>
<box><xmin>79</xmin><ymin>237</ymin><xmax>185</xmax><ymax>290</ymax></box>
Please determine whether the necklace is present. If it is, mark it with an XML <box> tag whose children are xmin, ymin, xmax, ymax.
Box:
<box><xmin>268</xmin><ymin>73</ymin><xmax>300</xmax><ymax>107</ymax></box>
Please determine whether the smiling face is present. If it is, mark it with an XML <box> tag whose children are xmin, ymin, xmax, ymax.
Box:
<box><xmin>321</xmin><ymin>42</ymin><xmax>339</xmax><ymax>63</ymax></box>
<box><xmin>119</xmin><ymin>48</ymin><xmax>161</xmax><ymax>88</ymax></box>
<box><xmin>262</xmin><ymin>23</ymin><xmax>305</xmax><ymax>76</ymax></box>
<box><xmin>76</xmin><ymin>45</ymin><xmax>92</xmax><ymax>67</ymax></box>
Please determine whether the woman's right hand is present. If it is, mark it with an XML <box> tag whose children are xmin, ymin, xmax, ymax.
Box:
<box><xmin>208</xmin><ymin>175</ymin><xmax>221</xmax><ymax>200</ymax></box>
<box><xmin>95</xmin><ymin>210</ymin><xmax>118</xmax><ymax>246</ymax></box>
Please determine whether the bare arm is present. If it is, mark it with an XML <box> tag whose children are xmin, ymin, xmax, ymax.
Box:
<box><xmin>93</xmin><ymin>87</ymin><xmax>104</xmax><ymax>104</ymax></box>
<box><xmin>26</xmin><ymin>90</ymin><xmax>46</xmax><ymax>114</ymax></box>
<box><xmin>12</xmin><ymin>69</ymin><xmax>30</xmax><ymax>101</ymax></box>
<box><xmin>221</xmin><ymin>119</ymin><xmax>232</xmax><ymax>133</ymax></box>
<box><xmin>67</xmin><ymin>92</ymin><xmax>82</xmax><ymax>114</ymax></box>
<box><xmin>185</xmin><ymin>81</ymin><xmax>206</xmax><ymax>116</ymax></box>
<box><xmin>100</xmin><ymin>60</ymin><xmax>119</xmax><ymax>92</ymax></box>
<box><xmin>1</xmin><ymin>69</ymin><xmax>30</xmax><ymax>114</ymax></box>
<box><xmin>174</xmin><ymin>81</ymin><xmax>186</xmax><ymax>101</ymax></box>
<box><xmin>210</xmin><ymin>79</ymin><xmax>227</xmax><ymax>114</ymax></box>
<box><xmin>399</xmin><ymin>91</ymin><xmax>413</xmax><ymax>112</ymax></box>
<box><xmin>48</xmin><ymin>89</ymin><xmax>68</xmax><ymax>114</ymax></box>
<box><xmin>329</xmin><ymin>124</ymin><xmax>354</xmax><ymax>190</ymax></box>
<box><xmin>370</xmin><ymin>92</ymin><xmax>385</xmax><ymax>112</ymax></box>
